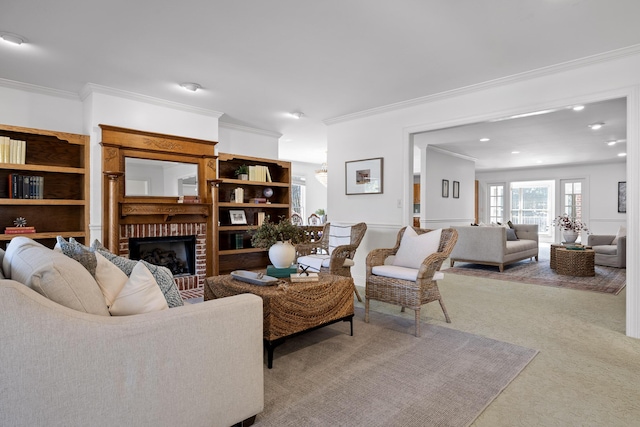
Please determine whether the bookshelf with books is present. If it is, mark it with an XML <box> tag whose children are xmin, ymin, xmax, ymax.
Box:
<box><xmin>215</xmin><ymin>153</ymin><xmax>291</xmax><ymax>274</ymax></box>
<box><xmin>0</xmin><ymin>124</ymin><xmax>89</xmax><ymax>248</ymax></box>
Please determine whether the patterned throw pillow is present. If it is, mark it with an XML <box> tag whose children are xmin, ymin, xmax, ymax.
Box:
<box><xmin>56</xmin><ymin>236</ymin><xmax>97</xmax><ymax>277</ymax></box>
<box><xmin>93</xmin><ymin>244</ymin><xmax>184</xmax><ymax>308</ymax></box>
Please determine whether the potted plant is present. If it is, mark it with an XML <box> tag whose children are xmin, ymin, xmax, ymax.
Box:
<box><xmin>234</xmin><ymin>164</ymin><xmax>249</xmax><ymax>180</ymax></box>
<box><xmin>552</xmin><ymin>214</ymin><xmax>589</xmax><ymax>243</ymax></box>
<box><xmin>251</xmin><ymin>216</ymin><xmax>307</xmax><ymax>268</ymax></box>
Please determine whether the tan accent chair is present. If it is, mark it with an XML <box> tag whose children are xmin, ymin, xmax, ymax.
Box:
<box><xmin>587</xmin><ymin>234</ymin><xmax>626</xmax><ymax>268</ymax></box>
<box><xmin>296</xmin><ymin>222</ymin><xmax>367</xmax><ymax>301</ymax></box>
<box><xmin>365</xmin><ymin>227</ymin><xmax>458</xmax><ymax>337</ymax></box>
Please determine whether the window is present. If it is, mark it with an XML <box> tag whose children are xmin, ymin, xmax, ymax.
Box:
<box><xmin>291</xmin><ymin>176</ymin><xmax>306</xmax><ymax>219</ymax></box>
<box><xmin>561</xmin><ymin>180</ymin><xmax>583</xmax><ymax>221</ymax></box>
<box><xmin>510</xmin><ymin>180</ymin><xmax>554</xmax><ymax>234</ymax></box>
<box><xmin>488</xmin><ymin>183</ymin><xmax>505</xmax><ymax>224</ymax></box>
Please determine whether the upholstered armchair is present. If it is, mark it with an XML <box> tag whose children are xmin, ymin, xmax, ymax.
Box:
<box><xmin>296</xmin><ymin>222</ymin><xmax>367</xmax><ymax>301</ymax></box>
<box><xmin>365</xmin><ymin>227</ymin><xmax>458</xmax><ymax>337</ymax></box>
<box><xmin>587</xmin><ymin>234</ymin><xmax>626</xmax><ymax>268</ymax></box>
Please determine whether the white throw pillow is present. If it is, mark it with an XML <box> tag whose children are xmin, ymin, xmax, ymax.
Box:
<box><xmin>94</xmin><ymin>251</ymin><xmax>129</xmax><ymax>307</ymax></box>
<box><xmin>109</xmin><ymin>262</ymin><xmax>169</xmax><ymax>316</ymax></box>
<box><xmin>392</xmin><ymin>227</ymin><xmax>442</xmax><ymax>270</ymax></box>
<box><xmin>612</xmin><ymin>226</ymin><xmax>626</xmax><ymax>245</ymax></box>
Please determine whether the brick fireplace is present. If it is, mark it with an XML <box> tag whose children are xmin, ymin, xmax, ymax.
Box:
<box><xmin>118</xmin><ymin>222</ymin><xmax>207</xmax><ymax>292</ymax></box>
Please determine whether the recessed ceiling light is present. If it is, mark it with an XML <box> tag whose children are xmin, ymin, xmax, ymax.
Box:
<box><xmin>618</xmin><ymin>153</ymin><xmax>627</xmax><ymax>157</ymax></box>
<box><xmin>289</xmin><ymin>112</ymin><xmax>304</xmax><ymax>119</ymax></box>
<box><xmin>479</xmin><ymin>138</ymin><xmax>490</xmax><ymax>142</ymax></box>
<box><xmin>179</xmin><ymin>82</ymin><xmax>201</xmax><ymax>92</ymax></box>
<box><xmin>572</xmin><ymin>105</ymin><xmax>585</xmax><ymax>111</ymax></box>
<box><xmin>0</xmin><ymin>32</ymin><xmax>26</xmax><ymax>45</ymax></box>
<box><xmin>511</xmin><ymin>151</ymin><xmax>520</xmax><ymax>154</ymax></box>
<box><xmin>588</xmin><ymin>122</ymin><xmax>604</xmax><ymax>130</ymax></box>
<box><xmin>606</xmin><ymin>140</ymin><xmax>617</xmax><ymax>146</ymax></box>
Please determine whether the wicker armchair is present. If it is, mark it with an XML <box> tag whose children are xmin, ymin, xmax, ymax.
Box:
<box><xmin>296</xmin><ymin>222</ymin><xmax>367</xmax><ymax>301</ymax></box>
<box><xmin>365</xmin><ymin>227</ymin><xmax>458</xmax><ymax>337</ymax></box>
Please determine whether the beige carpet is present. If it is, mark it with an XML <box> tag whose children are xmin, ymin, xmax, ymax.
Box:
<box><xmin>255</xmin><ymin>307</ymin><xmax>537</xmax><ymax>427</ymax></box>
<box><xmin>446</xmin><ymin>244</ymin><xmax>625</xmax><ymax>295</ymax></box>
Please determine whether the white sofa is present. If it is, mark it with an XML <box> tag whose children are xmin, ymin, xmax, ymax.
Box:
<box><xmin>0</xmin><ymin>237</ymin><xmax>264</xmax><ymax>427</ymax></box>
<box><xmin>450</xmin><ymin>224</ymin><xmax>539</xmax><ymax>272</ymax></box>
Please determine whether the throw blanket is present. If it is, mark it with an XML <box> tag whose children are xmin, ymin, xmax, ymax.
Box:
<box><xmin>298</xmin><ymin>254</ymin><xmax>327</xmax><ymax>272</ymax></box>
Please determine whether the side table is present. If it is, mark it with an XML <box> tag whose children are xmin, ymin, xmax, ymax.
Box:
<box><xmin>555</xmin><ymin>248</ymin><xmax>595</xmax><ymax>277</ymax></box>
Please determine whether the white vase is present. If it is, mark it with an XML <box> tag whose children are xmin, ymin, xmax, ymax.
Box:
<box><xmin>563</xmin><ymin>230</ymin><xmax>579</xmax><ymax>243</ymax></box>
<box><xmin>268</xmin><ymin>240</ymin><xmax>296</xmax><ymax>268</ymax></box>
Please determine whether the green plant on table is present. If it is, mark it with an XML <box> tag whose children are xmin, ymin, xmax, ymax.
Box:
<box><xmin>250</xmin><ymin>216</ymin><xmax>307</xmax><ymax>248</ymax></box>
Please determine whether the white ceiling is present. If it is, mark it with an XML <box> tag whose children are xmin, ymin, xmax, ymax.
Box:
<box><xmin>413</xmin><ymin>97</ymin><xmax>627</xmax><ymax>172</ymax></box>
<box><xmin>2</xmin><ymin>1</ymin><xmax>640</xmax><ymax>166</ymax></box>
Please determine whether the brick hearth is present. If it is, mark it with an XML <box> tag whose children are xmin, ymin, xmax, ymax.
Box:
<box><xmin>118</xmin><ymin>223</ymin><xmax>207</xmax><ymax>292</ymax></box>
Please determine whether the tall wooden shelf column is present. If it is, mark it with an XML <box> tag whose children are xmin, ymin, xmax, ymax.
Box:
<box><xmin>0</xmin><ymin>124</ymin><xmax>89</xmax><ymax>248</ymax></box>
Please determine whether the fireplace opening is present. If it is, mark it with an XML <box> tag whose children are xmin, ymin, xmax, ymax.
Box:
<box><xmin>129</xmin><ymin>235</ymin><xmax>196</xmax><ymax>277</ymax></box>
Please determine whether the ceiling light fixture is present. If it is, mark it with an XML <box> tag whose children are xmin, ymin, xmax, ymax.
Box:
<box><xmin>618</xmin><ymin>153</ymin><xmax>627</xmax><ymax>157</ymax></box>
<box><xmin>479</xmin><ymin>138</ymin><xmax>490</xmax><ymax>142</ymax></box>
<box><xmin>0</xmin><ymin>32</ymin><xmax>26</xmax><ymax>45</ymax></box>
<box><xmin>572</xmin><ymin>105</ymin><xmax>585</xmax><ymax>111</ymax></box>
<box><xmin>511</xmin><ymin>151</ymin><xmax>520</xmax><ymax>154</ymax></box>
<box><xmin>606</xmin><ymin>140</ymin><xmax>617</xmax><ymax>146</ymax></box>
<box><xmin>290</xmin><ymin>112</ymin><xmax>304</xmax><ymax>119</ymax></box>
<box><xmin>315</xmin><ymin>163</ymin><xmax>327</xmax><ymax>187</ymax></box>
<box><xmin>179</xmin><ymin>82</ymin><xmax>201</xmax><ymax>92</ymax></box>
<box><xmin>588</xmin><ymin>122</ymin><xmax>604</xmax><ymax>130</ymax></box>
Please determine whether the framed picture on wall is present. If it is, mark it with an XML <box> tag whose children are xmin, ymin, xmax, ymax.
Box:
<box><xmin>442</xmin><ymin>179</ymin><xmax>449</xmax><ymax>198</ymax></box>
<box><xmin>618</xmin><ymin>181</ymin><xmax>627</xmax><ymax>213</ymax></box>
<box><xmin>453</xmin><ymin>181</ymin><xmax>460</xmax><ymax>198</ymax></box>
<box><xmin>345</xmin><ymin>157</ymin><xmax>384</xmax><ymax>195</ymax></box>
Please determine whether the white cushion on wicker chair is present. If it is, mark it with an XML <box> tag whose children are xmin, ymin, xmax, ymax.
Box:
<box><xmin>297</xmin><ymin>254</ymin><xmax>354</xmax><ymax>272</ymax></box>
<box><xmin>371</xmin><ymin>265</ymin><xmax>444</xmax><ymax>282</ymax></box>
<box><xmin>392</xmin><ymin>227</ymin><xmax>442</xmax><ymax>269</ymax></box>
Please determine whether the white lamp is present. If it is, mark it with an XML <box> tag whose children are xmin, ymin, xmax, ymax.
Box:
<box><xmin>180</xmin><ymin>82</ymin><xmax>201</xmax><ymax>92</ymax></box>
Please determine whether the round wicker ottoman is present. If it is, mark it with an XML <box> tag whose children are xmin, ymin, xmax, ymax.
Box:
<box><xmin>555</xmin><ymin>248</ymin><xmax>595</xmax><ymax>277</ymax></box>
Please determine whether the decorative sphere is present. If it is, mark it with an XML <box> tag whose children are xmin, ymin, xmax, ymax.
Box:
<box><xmin>263</xmin><ymin>187</ymin><xmax>274</xmax><ymax>198</ymax></box>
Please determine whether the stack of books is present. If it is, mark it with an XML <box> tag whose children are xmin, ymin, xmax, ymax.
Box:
<box><xmin>266</xmin><ymin>265</ymin><xmax>297</xmax><ymax>278</ymax></box>
<box><xmin>0</xmin><ymin>136</ymin><xmax>26</xmax><ymax>164</ymax></box>
<box><xmin>4</xmin><ymin>226</ymin><xmax>36</xmax><ymax>234</ymax></box>
<box><xmin>248</xmin><ymin>165</ymin><xmax>272</xmax><ymax>182</ymax></box>
<box><xmin>7</xmin><ymin>174</ymin><xmax>44</xmax><ymax>199</ymax></box>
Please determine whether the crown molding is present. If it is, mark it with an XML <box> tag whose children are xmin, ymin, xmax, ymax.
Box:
<box><xmin>0</xmin><ymin>77</ymin><xmax>80</xmax><ymax>100</ymax></box>
<box><xmin>324</xmin><ymin>44</ymin><xmax>640</xmax><ymax>125</ymax></box>
<box><xmin>218</xmin><ymin>121</ymin><xmax>282</xmax><ymax>138</ymax></box>
<box><xmin>427</xmin><ymin>145</ymin><xmax>477</xmax><ymax>163</ymax></box>
<box><xmin>80</xmin><ymin>83</ymin><xmax>224</xmax><ymax>118</ymax></box>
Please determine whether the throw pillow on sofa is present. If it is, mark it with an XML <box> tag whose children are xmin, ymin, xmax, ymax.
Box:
<box><xmin>4</xmin><ymin>237</ymin><xmax>109</xmax><ymax>316</ymax></box>
<box><xmin>91</xmin><ymin>240</ymin><xmax>184</xmax><ymax>308</ymax></box>
<box><xmin>109</xmin><ymin>261</ymin><xmax>169</xmax><ymax>315</ymax></box>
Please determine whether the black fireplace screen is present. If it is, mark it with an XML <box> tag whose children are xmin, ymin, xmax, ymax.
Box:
<box><xmin>129</xmin><ymin>235</ymin><xmax>196</xmax><ymax>277</ymax></box>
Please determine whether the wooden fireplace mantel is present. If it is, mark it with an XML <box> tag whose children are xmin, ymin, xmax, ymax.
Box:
<box><xmin>100</xmin><ymin>125</ymin><xmax>218</xmax><ymax>276</ymax></box>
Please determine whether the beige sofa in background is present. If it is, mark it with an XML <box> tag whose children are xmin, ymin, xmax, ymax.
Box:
<box><xmin>0</xmin><ymin>237</ymin><xmax>264</xmax><ymax>427</ymax></box>
<box><xmin>450</xmin><ymin>224</ymin><xmax>539</xmax><ymax>272</ymax></box>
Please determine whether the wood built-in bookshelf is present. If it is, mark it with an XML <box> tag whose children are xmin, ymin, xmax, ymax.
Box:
<box><xmin>215</xmin><ymin>153</ymin><xmax>291</xmax><ymax>274</ymax></box>
<box><xmin>0</xmin><ymin>124</ymin><xmax>89</xmax><ymax>248</ymax></box>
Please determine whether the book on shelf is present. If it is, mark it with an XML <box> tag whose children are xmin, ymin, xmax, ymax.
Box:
<box><xmin>2</xmin><ymin>137</ymin><xmax>26</xmax><ymax>164</ymax></box>
<box><xmin>266</xmin><ymin>264</ymin><xmax>298</xmax><ymax>278</ymax></box>
<box><xmin>7</xmin><ymin>174</ymin><xmax>44</xmax><ymax>199</ymax></box>
<box><xmin>250</xmin><ymin>197</ymin><xmax>267</xmax><ymax>204</ymax></box>
<box><xmin>247</xmin><ymin>165</ymin><xmax>272</xmax><ymax>182</ymax></box>
<box><xmin>4</xmin><ymin>226</ymin><xmax>36</xmax><ymax>234</ymax></box>
<box><xmin>256</xmin><ymin>212</ymin><xmax>266</xmax><ymax>226</ymax></box>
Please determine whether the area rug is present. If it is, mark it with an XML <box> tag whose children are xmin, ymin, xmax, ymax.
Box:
<box><xmin>445</xmin><ymin>245</ymin><xmax>626</xmax><ymax>295</ymax></box>
<box><xmin>256</xmin><ymin>308</ymin><xmax>538</xmax><ymax>427</ymax></box>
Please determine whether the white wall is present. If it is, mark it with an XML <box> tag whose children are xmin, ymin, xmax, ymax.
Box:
<box><xmin>291</xmin><ymin>161</ymin><xmax>328</xmax><ymax>222</ymax></box>
<box><xmin>218</xmin><ymin>122</ymin><xmax>279</xmax><ymax>159</ymax></box>
<box><xmin>326</xmin><ymin>50</ymin><xmax>639</xmax><ymax>337</ymax></box>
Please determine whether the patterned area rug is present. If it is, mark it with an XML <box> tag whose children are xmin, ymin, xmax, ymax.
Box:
<box><xmin>446</xmin><ymin>244</ymin><xmax>626</xmax><ymax>295</ymax></box>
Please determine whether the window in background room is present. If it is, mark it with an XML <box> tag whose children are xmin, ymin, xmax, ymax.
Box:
<box><xmin>488</xmin><ymin>183</ymin><xmax>505</xmax><ymax>224</ymax></box>
<box><xmin>510</xmin><ymin>180</ymin><xmax>554</xmax><ymax>236</ymax></box>
<box><xmin>561</xmin><ymin>180</ymin><xmax>584</xmax><ymax>221</ymax></box>
<box><xmin>292</xmin><ymin>175</ymin><xmax>306</xmax><ymax>220</ymax></box>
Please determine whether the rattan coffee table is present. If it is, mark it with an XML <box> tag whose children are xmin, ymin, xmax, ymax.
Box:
<box><xmin>555</xmin><ymin>248</ymin><xmax>595</xmax><ymax>277</ymax></box>
<box><xmin>204</xmin><ymin>273</ymin><xmax>354</xmax><ymax>368</ymax></box>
